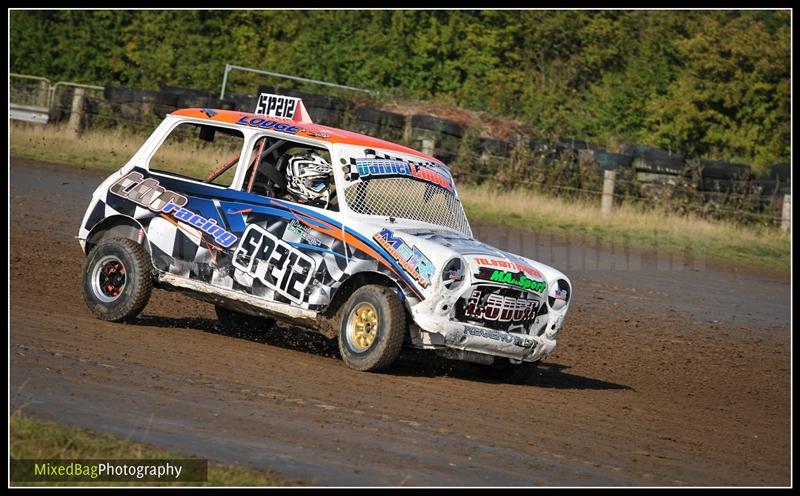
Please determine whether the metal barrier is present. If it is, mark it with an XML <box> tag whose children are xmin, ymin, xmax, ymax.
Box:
<box><xmin>9</xmin><ymin>73</ymin><xmax>50</xmax><ymax>105</ymax></box>
<box><xmin>9</xmin><ymin>104</ymin><xmax>50</xmax><ymax>124</ymax></box>
<box><xmin>219</xmin><ymin>63</ymin><xmax>378</xmax><ymax>100</ymax></box>
<box><xmin>9</xmin><ymin>73</ymin><xmax>104</xmax><ymax>125</ymax></box>
<box><xmin>48</xmin><ymin>81</ymin><xmax>104</xmax><ymax>109</ymax></box>
<box><xmin>9</xmin><ymin>74</ymin><xmax>51</xmax><ymax>123</ymax></box>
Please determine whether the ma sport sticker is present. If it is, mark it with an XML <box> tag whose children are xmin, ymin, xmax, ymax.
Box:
<box><xmin>109</xmin><ymin>172</ymin><xmax>237</xmax><ymax>247</ymax></box>
<box><xmin>373</xmin><ymin>229</ymin><xmax>435</xmax><ymax>288</ymax></box>
<box><xmin>475</xmin><ymin>268</ymin><xmax>547</xmax><ymax>293</ymax></box>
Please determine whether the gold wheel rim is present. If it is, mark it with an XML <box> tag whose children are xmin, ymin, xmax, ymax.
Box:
<box><xmin>348</xmin><ymin>303</ymin><xmax>379</xmax><ymax>352</ymax></box>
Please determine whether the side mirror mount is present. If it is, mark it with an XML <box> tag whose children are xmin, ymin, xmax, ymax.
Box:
<box><xmin>199</xmin><ymin>125</ymin><xmax>215</xmax><ymax>142</ymax></box>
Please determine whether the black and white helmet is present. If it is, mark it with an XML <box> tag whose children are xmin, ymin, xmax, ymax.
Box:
<box><xmin>285</xmin><ymin>152</ymin><xmax>333</xmax><ymax>207</ymax></box>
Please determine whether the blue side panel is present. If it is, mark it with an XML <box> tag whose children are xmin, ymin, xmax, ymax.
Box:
<box><xmin>183</xmin><ymin>197</ymin><xmax>227</xmax><ymax>227</ymax></box>
<box><xmin>143</xmin><ymin>167</ymin><xmax>426</xmax><ymax>298</ymax></box>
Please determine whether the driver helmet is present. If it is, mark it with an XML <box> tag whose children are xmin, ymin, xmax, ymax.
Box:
<box><xmin>285</xmin><ymin>152</ymin><xmax>333</xmax><ymax>207</ymax></box>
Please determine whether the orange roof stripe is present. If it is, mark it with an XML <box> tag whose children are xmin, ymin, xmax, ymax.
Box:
<box><xmin>171</xmin><ymin>108</ymin><xmax>441</xmax><ymax>163</ymax></box>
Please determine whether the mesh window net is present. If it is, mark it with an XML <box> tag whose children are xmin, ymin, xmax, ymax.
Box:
<box><xmin>342</xmin><ymin>154</ymin><xmax>472</xmax><ymax>237</ymax></box>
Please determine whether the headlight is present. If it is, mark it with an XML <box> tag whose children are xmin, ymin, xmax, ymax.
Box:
<box><xmin>548</xmin><ymin>279</ymin><xmax>571</xmax><ymax>311</ymax></box>
<box><xmin>441</xmin><ymin>257</ymin><xmax>466</xmax><ymax>291</ymax></box>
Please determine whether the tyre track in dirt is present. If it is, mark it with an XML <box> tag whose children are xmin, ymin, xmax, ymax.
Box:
<box><xmin>10</xmin><ymin>158</ymin><xmax>790</xmax><ymax>486</ymax></box>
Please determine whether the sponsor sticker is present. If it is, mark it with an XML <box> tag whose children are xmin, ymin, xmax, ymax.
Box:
<box><xmin>235</xmin><ymin>116</ymin><xmax>330</xmax><ymax>139</ymax></box>
<box><xmin>476</xmin><ymin>267</ymin><xmax>546</xmax><ymax>293</ymax></box>
<box><xmin>373</xmin><ymin>228</ymin><xmax>435</xmax><ymax>288</ymax></box>
<box><xmin>472</xmin><ymin>256</ymin><xmax>544</xmax><ymax>281</ymax></box>
<box><xmin>286</xmin><ymin>219</ymin><xmax>323</xmax><ymax>247</ymax></box>
<box><xmin>236</xmin><ymin>116</ymin><xmax>301</xmax><ymax>135</ymax></box>
<box><xmin>354</xmin><ymin>158</ymin><xmax>454</xmax><ymax>192</ymax></box>
<box><xmin>463</xmin><ymin>289</ymin><xmax>540</xmax><ymax>325</ymax></box>
<box><xmin>109</xmin><ymin>172</ymin><xmax>238</xmax><ymax>248</ymax></box>
<box><xmin>462</xmin><ymin>325</ymin><xmax>536</xmax><ymax>349</ymax></box>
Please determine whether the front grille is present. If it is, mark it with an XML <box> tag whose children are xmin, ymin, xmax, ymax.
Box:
<box><xmin>454</xmin><ymin>284</ymin><xmax>545</xmax><ymax>333</ymax></box>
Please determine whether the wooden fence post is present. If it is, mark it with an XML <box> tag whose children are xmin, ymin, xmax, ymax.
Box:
<box><xmin>421</xmin><ymin>138</ymin><xmax>435</xmax><ymax>157</ymax></box>
<box><xmin>601</xmin><ymin>170</ymin><xmax>616</xmax><ymax>215</ymax></box>
<box><xmin>68</xmin><ymin>88</ymin><xmax>85</xmax><ymax>137</ymax></box>
<box><xmin>781</xmin><ymin>194</ymin><xmax>791</xmax><ymax>232</ymax></box>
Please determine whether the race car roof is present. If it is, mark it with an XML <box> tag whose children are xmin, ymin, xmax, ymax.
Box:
<box><xmin>171</xmin><ymin>108</ymin><xmax>442</xmax><ymax>164</ymax></box>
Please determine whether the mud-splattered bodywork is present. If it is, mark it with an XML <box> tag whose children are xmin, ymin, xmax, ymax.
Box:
<box><xmin>77</xmin><ymin>107</ymin><xmax>571</xmax><ymax>364</ymax></box>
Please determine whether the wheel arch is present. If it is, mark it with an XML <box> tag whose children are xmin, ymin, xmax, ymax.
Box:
<box><xmin>84</xmin><ymin>215</ymin><xmax>150</xmax><ymax>255</ymax></box>
<box><xmin>323</xmin><ymin>271</ymin><xmax>409</xmax><ymax>317</ymax></box>
<box><xmin>315</xmin><ymin>271</ymin><xmax>411</xmax><ymax>339</ymax></box>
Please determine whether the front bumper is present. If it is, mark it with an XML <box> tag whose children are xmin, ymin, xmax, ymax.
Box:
<box><xmin>407</xmin><ymin>260</ymin><xmax>570</xmax><ymax>364</ymax></box>
<box><xmin>414</xmin><ymin>320</ymin><xmax>557</xmax><ymax>363</ymax></box>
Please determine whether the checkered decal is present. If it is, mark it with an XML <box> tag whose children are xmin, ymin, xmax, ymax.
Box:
<box><xmin>82</xmin><ymin>171</ymin><xmax>413</xmax><ymax>312</ymax></box>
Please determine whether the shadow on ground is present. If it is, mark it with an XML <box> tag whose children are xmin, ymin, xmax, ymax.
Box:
<box><xmin>391</xmin><ymin>352</ymin><xmax>633</xmax><ymax>390</ymax></box>
<box><xmin>131</xmin><ymin>314</ymin><xmax>632</xmax><ymax>391</ymax></box>
<box><xmin>132</xmin><ymin>314</ymin><xmax>340</xmax><ymax>357</ymax></box>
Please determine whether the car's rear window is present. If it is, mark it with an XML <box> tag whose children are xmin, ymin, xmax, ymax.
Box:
<box><xmin>148</xmin><ymin>122</ymin><xmax>244</xmax><ymax>187</ymax></box>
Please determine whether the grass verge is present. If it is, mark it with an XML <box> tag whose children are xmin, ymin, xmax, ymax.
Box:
<box><xmin>10</xmin><ymin>414</ymin><xmax>295</xmax><ymax>487</ymax></box>
<box><xmin>461</xmin><ymin>184</ymin><xmax>790</xmax><ymax>272</ymax></box>
<box><xmin>11</xmin><ymin>122</ymin><xmax>147</xmax><ymax>173</ymax></box>
<box><xmin>11</xmin><ymin>122</ymin><xmax>789</xmax><ymax>272</ymax></box>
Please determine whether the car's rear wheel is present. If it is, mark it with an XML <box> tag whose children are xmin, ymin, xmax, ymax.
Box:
<box><xmin>82</xmin><ymin>237</ymin><xmax>153</xmax><ymax>322</ymax></box>
<box><xmin>215</xmin><ymin>305</ymin><xmax>276</xmax><ymax>335</ymax></box>
<box><xmin>337</xmin><ymin>285</ymin><xmax>406</xmax><ymax>372</ymax></box>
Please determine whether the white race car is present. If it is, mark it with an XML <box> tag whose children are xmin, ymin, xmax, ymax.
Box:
<box><xmin>77</xmin><ymin>94</ymin><xmax>572</xmax><ymax>380</ymax></box>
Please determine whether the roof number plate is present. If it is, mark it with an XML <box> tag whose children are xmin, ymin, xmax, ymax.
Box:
<box><xmin>255</xmin><ymin>93</ymin><xmax>299</xmax><ymax>119</ymax></box>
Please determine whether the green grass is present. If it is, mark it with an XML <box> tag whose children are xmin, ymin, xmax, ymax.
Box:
<box><xmin>461</xmin><ymin>184</ymin><xmax>790</xmax><ymax>273</ymax></box>
<box><xmin>10</xmin><ymin>414</ymin><xmax>296</xmax><ymax>487</ymax></box>
<box><xmin>11</xmin><ymin>122</ymin><xmax>790</xmax><ymax>272</ymax></box>
<box><xmin>11</xmin><ymin>122</ymin><xmax>147</xmax><ymax>172</ymax></box>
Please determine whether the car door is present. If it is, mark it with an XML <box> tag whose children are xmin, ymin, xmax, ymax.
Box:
<box><xmin>133</xmin><ymin>120</ymin><xmax>246</xmax><ymax>285</ymax></box>
<box><xmin>170</xmin><ymin>134</ymin><xmax>351</xmax><ymax>311</ymax></box>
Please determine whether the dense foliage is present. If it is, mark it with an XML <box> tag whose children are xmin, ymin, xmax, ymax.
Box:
<box><xmin>10</xmin><ymin>10</ymin><xmax>790</xmax><ymax>167</ymax></box>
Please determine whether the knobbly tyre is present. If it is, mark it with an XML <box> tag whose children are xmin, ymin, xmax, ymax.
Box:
<box><xmin>77</xmin><ymin>93</ymin><xmax>572</xmax><ymax>381</ymax></box>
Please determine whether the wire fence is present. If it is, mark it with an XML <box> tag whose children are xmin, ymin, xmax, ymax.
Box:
<box><xmin>453</xmin><ymin>169</ymin><xmax>785</xmax><ymax>223</ymax></box>
<box><xmin>10</xmin><ymin>74</ymin><xmax>791</xmax><ymax>229</ymax></box>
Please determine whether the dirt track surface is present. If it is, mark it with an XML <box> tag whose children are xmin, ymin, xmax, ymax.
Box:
<box><xmin>10</xmin><ymin>158</ymin><xmax>791</xmax><ymax>486</ymax></box>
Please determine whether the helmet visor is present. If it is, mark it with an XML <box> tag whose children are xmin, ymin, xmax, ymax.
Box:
<box><xmin>305</xmin><ymin>178</ymin><xmax>328</xmax><ymax>193</ymax></box>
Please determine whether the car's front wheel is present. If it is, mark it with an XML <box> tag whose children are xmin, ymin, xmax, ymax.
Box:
<box><xmin>82</xmin><ymin>237</ymin><xmax>153</xmax><ymax>322</ymax></box>
<box><xmin>337</xmin><ymin>285</ymin><xmax>406</xmax><ymax>372</ymax></box>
